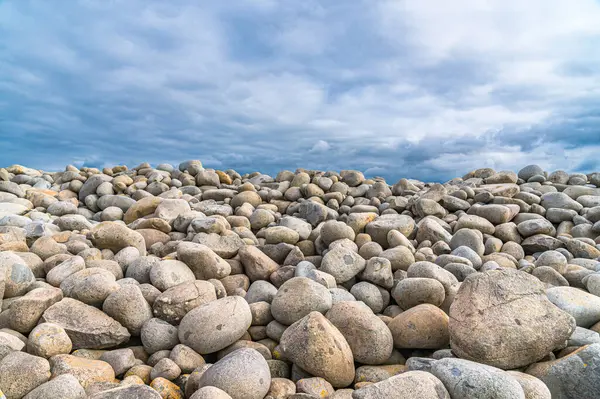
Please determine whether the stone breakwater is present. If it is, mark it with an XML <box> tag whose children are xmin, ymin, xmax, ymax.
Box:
<box><xmin>0</xmin><ymin>162</ymin><xmax>599</xmax><ymax>399</ymax></box>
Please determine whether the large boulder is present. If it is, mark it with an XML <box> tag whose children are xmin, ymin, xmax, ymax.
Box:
<box><xmin>450</xmin><ymin>269</ymin><xmax>576</xmax><ymax>369</ymax></box>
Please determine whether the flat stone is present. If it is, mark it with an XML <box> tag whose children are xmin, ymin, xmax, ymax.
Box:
<box><xmin>193</xmin><ymin>232</ymin><xmax>245</xmax><ymax>258</ymax></box>
<box><xmin>325</xmin><ymin>301</ymin><xmax>393</xmax><ymax>365</ymax></box>
<box><xmin>431</xmin><ymin>358</ymin><xmax>525</xmax><ymax>399</ymax></box>
<box><xmin>352</xmin><ymin>370</ymin><xmax>450</xmax><ymax>399</ymax></box>
<box><xmin>526</xmin><ymin>343</ymin><xmax>600</xmax><ymax>399</ymax></box>
<box><xmin>49</xmin><ymin>354</ymin><xmax>115</xmax><ymax>389</ymax></box>
<box><xmin>365</xmin><ymin>215</ymin><xmax>415</xmax><ymax>248</ymax></box>
<box><xmin>271</xmin><ymin>277</ymin><xmax>333</xmax><ymax>326</ymax></box>
<box><xmin>22</xmin><ymin>374</ymin><xmax>86</xmax><ymax>399</ymax></box>
<box><xmin>41</xmin><ymin>298</ymin><xmax>130</xmax><ymax>349</ymax></box>
<box><xmin>546</xmin><ymin>287</ymin><xmax>600</xmax><ymax>328</ymax></box>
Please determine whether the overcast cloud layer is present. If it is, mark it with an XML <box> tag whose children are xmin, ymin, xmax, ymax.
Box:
<box><xmin>1</xmin><ymin>0</ymin><xmax>600</xmax><ymax>182</ymax></box>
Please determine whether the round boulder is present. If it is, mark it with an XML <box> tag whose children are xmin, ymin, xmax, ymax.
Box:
<box><xmin>178</xmin><ymin>296</ymin><xmax>252</xmax><ymax>354</ymax></box>
<box><xmin>450</xmin><ymin>269</ymin><xmax>576</xmax><ymax>369</ymax></box>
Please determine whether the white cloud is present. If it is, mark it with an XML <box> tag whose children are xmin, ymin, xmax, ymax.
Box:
<box><xmin>0</xmin><ymin>0</ymin><xmax>599</xmax><ymax>180</ymax></box>
<box><xmin>310</xmin><ymin>140</ymin><xmax>330</xmax><ymax>152</ymax></box>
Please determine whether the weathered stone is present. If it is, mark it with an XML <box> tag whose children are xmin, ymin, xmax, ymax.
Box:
<box><xmin>179</xmin><ymin>296</ymin><xmax>252</xmax><ymax>354</ymax></box>
<box><xmin>546</xmin><ymin>287</ymin><xmax>600</xmax><ymax>328</ymax></box>
<box><xmin>352</xmin><ymin>370</ymin><xmax>450</xmax><ymax>399</ymax></box>
<box><xmin>397</xmin><ymin>274</ymin><xmax>445</xmax><ymax>307</ymax></box>
<box><xmin>169</xmin><ymin>344</ymin><xmax>205</xmax><ymax>374</ymax></box>
<box><xmin>9</xmin><ymin>287</ymin><xmax>63</xmax><ymax>333</ymax></box>
<box><xmin>0</xmin><ymin>351</ymin><xmax>51</xmax><ymax>399</ymax></box>
<box><xmin>190</xmin><ymin>386</ymin><xmax>233</xmax><ymax>399</ymax></box>
<box><xmin>280</xmin><ymin>312</ymin><xmax>355</xmax><ymax>388</ymax></box>
<box><xmin>239</xmin><ymin>245</ymin><xmax>280</xmax><ymax>282</ymax></box>
<box><xmin>41</xmin><ymin>298</ymin><xmax>130</xmax><ymax>349</ymax></box>
<box><xmin>0</xmin><ymin>331</ymin><xmax>25</xmax><ymax>361</ymax></box>
<box><xmin>88</xmin><ymin>384</ymin><xmax>162</xmax><ymax>399</ymax></box>
<box><xmin>149</xmin><ymin>260</ymin><xmax>195</xmax><ymax>291</ymax></box>
<box><xmin>416</xmin><ymin>217</ymin><xmax>452</xmax><ymax>244</ymax></box>
<box><xmin>140</xmin><ymin>318</ymin><xmax>179</xmax><ymax>354</ymax></box>
<box><xmin>271</xmin><ymin>277</ymin><xmax>333</xmax><ymax>325</ymax></box>
<box><xmin>431</xmin><ymin>358</ymin><xmax>525</xmax><ymax>399</ymax></box>
<box><xmin>193</xmin><ymin>232</ymin><xmax>245</xmax><ymax>258</ymax></box>
<box><xmin>103</xmin><ymin>285</ymin><xmax>153</xmax><ymax>336</ymax></box>
<box><xmin>50</xmin><ymin>354</ymin><xmax>114</xmax><ymax>388</ymax></box>
<box><xmin>99</xmin><ymin>348</ymin><xmax>136</xmax><ymax>376</ymax></box>
<box><xmin>177</xmin><ymin>242</ymin><xmax>231</xmax><ymax>280</ymax></box>
<box><xmin>526</xmin><ymin>343</ymin><xmax>600</xmax><ymax>399</ymax></box>
<box><xmin>124</xmin><ymin>197</ymin><xmax>163</xmax><ymax>224</ymax></box>
<box><xmin>365</xmin><ymin>215</ymin><xmax>415</xmax><ymax>248</ymax></box>
<box><xmin>153</xmin><ymin>280</ymin><xmax>216</xmax><ymax>324</ymax></box>
<box><xmin>326</xmin><ymin>301</ymin><xmax>393</xmax><ymax>365</ymax></box>
<box><xmin>197</xmin><ymin>348</ymin><xmax>271</xmax><ymax>399</ymax></box>
<box><xmin>27</xmin><ymin>322</ymin><xmax>72</xmax><ymax>358</ymax></box>
<box><xmin>22</xmin><ymin>374</ymin><xmax>86</xmax><ymax>399</ymax></box>
<box><xmin>320</xmin><ymin>246</ymin><xmax>366</xmax><ymax>284</ymax></box>
<box><xmin>90</xmin><ymin>222</ymin><xmax>146</xmax><ymax>256</ymax></box>
<box><xmin>450</xmin><ymin>269</ymin><xmax>576</xmax><ymax>369</ymax></box>
<box><xmin>388</xmin><ymin>304</ymin><xmax>449</xmax><ymax>349</ymax></box>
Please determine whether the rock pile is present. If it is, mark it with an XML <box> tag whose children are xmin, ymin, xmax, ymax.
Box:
<box><xmin>0</xmin><ymin>162</ymin><xmax>599</xmax><ymax>398</ymax></box>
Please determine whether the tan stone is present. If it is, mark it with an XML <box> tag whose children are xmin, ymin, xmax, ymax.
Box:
<box><xmin>388</xmin><ymin>304</ymin><xmax>449</xmax><ymax>349</ymax></box>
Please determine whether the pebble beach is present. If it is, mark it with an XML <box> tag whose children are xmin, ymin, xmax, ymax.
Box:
<box><xmin>0</xmin><ymin>162</ymin><xmax>599</xmax><ymax>398</ymax></box>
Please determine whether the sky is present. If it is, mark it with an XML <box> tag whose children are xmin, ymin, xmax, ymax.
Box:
<box><xmin>1</xmin><ymin>0</ymin><xmax>600</xmax><ymax>182</ymax></box>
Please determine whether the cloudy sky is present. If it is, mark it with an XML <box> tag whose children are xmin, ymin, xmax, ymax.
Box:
<box><xmin>1</xmin><ymin>0</ymin><xmax>599</xmax><ymax>182</ymax></box>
